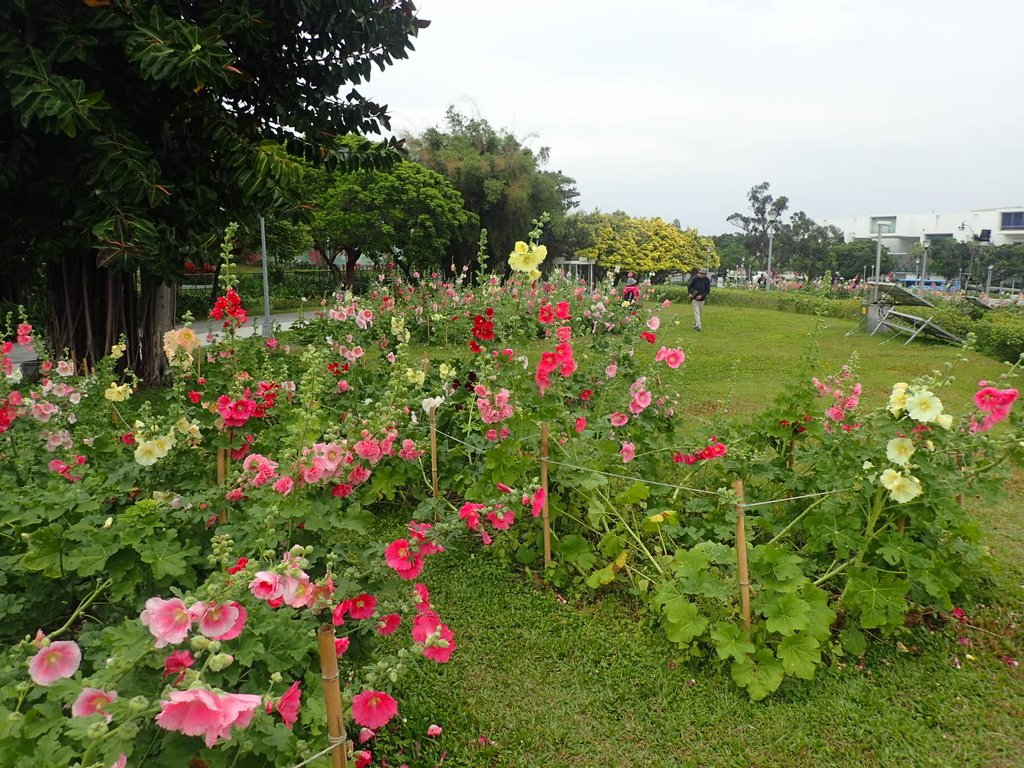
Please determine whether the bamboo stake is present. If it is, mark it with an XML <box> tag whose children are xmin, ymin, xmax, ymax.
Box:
<box><xmin>216</xmin><ymin>447</ymin><xmax>228</xmax><ymax>524</ymax></box>
<box><xmin>732</xmin><ymin>479</ymin><xmax>752</xmax><ymax>633</ymax></box>
<box><xmin>429</xmin><ymin>406</ymin><xmax>439</xmax><ymax>499</ymax></box>
<box><xmin>540</xmin><ymin>423</ymin><xmax>552</xmax><ymax>566</ymax></box>
<box><xmin>954</xmin><ymin>451</ymin><xmax>965</xmax><ymax>507</ymax></box>
<box><xmin>316</xmin><ymin>625</ymin><xmax>349</xmax><ymax>768</ymax></box>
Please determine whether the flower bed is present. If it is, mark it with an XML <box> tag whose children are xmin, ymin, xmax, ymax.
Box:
<box><xmin>1</xmin><ymin>233</ymin><xmax>1021</xmax><ymax>765</ymax></box>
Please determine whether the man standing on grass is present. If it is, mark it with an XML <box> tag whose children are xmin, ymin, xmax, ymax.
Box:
<box><xmin>688</xmin><ymin>267</ymin><xmax>711</xmax><ymax>331</ymax></box>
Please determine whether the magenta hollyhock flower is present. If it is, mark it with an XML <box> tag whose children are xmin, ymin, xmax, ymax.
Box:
<box><xmin>486</xmin><ymin>506</ymin><xmax>515</xmax><ymax>530</ymax></box>
<box><xmin>273</xmin><ymin>681</ymin><xmax>302</xmax><ymax>729</ymax></box>
<box><xmin>162</xmin><ymin>650</ymin><xmax>195</xmax><ymax>685</ymax></box>
<box><xmin>413</xmin><ymin>613</ymin><xmax>456</xmax><ymax>663</ymax></box>
<box><xmin>620</xmin><ymin>442</ymin><xmax>636</xmax><ymax>463</ymax></box>
<box><xmin>575</xmin><ymin>417</ymin><xmax>587</xmax><ymax>433</ymax></box>
<box><xmin>140</xmin><ymin>597</ymin><xmax>193</xmax><ymax>648</ymax></box>
<box><xmin>355</xmin><ymin>750</ymin><xmax>373</xmax><ymax>768</ymax></box>
<box><xmin>249</xmin><ymin>572</ymin><xmax>284</xmax><ymax>601</ymax></box>
<box><xmin>273</xmin><ymin>476</ymin><xmax>294</xmax><ymax>495</ymax></box>
<box><xmin>537</xmin><ymin>304</ymin><xmax>554</xmax><ymax>324</ymax></box>
<box><xmin>71</xmin><ymin>687</ymin><xmax>118</xmax><ymax>722</ymax></box>
<box><xmin>530</xmin><ymin>488</ymin><xmax>547</xmax><ymax>518</ymax></box>
<box><xmin>347</xmin><ymin>593</ymin><xmax>377</xmax><ymax>620</ymax></box>
<box><xmin>351</xmin><ymin>690</ymin><xmax>399</xmax><ymax>730</ymax></box>
<box><xmin>555</xmin><ymin>301</ymin><xmax>571</xmax><ymax>320</ymax></box>
<box><xmin>198</xmin><ymin>602</ymin><xmax>247</xmax><ymax>641</ymax></box>
<box><xmin>664</xmin><ymin>348</ymin><xmax>685</xmax><ymax>368</ymax></box>
<box><xmin>609</xmin><ymin>412</ymin><xmax>629</xmax><ymax>427</ymax></box>
<box><xmin>155</xmin><ymin>689</ymin><xmax>261</xmax><ymax>747</ymax></box>
<box><xmin>377</xmin><ymin>613</ymin><xmax>402</xmax><ymax>636</ymax></box>
<box><xmin>358</xmin><ymin>727</ymin><xmax>376</xmax><ymax>743</ymax></box>
<box><xmin>459</xmin><ymin>501</ymin><xmax>485</xmax><ymax>530</ymax></box>
<box><xmin>412</xmin><ymin>582</ymin><xmax>431</xmax><ymax>613</ymax></box>
<box><xmin>335</xmin><ymin>637</ymin><xmax>350</xmax><ymax>656</ymax></box>
<box><xmin>384</xmin><ymin>539</ymin><xmax>425</xmax><ymax>580</ymax></box>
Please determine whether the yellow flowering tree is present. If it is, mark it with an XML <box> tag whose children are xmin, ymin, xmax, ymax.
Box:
<box><xmin>576</xmin><ymin>212</ymin><xmax>717</xmax><ymax>276</ymax></box>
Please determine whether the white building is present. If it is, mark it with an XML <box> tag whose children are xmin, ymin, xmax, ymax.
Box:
<box><xmin>821</xmin><ymin>206</ymin><xmax>1024</xmax><ymax>257</ymax></box>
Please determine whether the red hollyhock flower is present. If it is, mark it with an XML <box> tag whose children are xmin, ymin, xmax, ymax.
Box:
<box><xmin>273</xmin><ymin>681</ymin><xmax>301</xmax><ymax>729</ymax></box>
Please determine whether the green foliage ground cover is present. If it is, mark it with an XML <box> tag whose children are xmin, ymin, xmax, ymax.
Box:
<box><xmin>376</xmin><ymin>303</ymin><xmax>1023</xmax><ymax>768</ymax></box>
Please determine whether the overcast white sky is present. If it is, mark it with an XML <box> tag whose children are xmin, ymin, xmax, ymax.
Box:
<box><xmin>365</xmin><ymin>0</ymin><xmax>1024</xmax><ymax>235</ymax></box>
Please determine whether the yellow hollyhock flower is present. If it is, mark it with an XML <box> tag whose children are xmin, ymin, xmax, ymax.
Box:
<box><xmin>906</xmin><ymin>388</ymin><xmax>943</xmax><ymax>423</ymax></box>
<box><xmin>104</xmin><ymin>382</ymin><xmax>132</xmax><ymax>402</ymax></box>
<box><xmin>889</xmin><ymin>473</ymin><xmax>923</xmax><ymax>504</ymax></box>
<box><xmin>885</xmin><ymin>437</ymin><xmax>915</xmax><ymax>467</ymax></box>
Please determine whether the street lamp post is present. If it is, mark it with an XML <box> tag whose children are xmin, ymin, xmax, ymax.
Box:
<box><xmin>765</xmin><ymin>211</ymin><xmax>780</xmax><ymax>292</ymax></box>
<box><xmin>986</xmin><ymin>264</ymin><xmax>994</xmax><ymax>296</ymax></box>
<box><xmin>871</xmin><ymin>223</ymin><xmax>889</xmax><ymax>302</ymax></box>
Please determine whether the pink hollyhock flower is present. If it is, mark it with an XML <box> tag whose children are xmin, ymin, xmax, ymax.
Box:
<box><xmin>663</xmin><ymin>348</ymin><xmax>685</xmax><ymax>368</ymax></box>
<box><xmin>351</xmin><ymin>690</ymin><xmax>399</xmax><ymax>730</ymax></box>
<box><xmin>427</xmin><ymin>724</ymin><xmax>443</xmax><ymax>737</ymax></box>
<box><xmin>355</xmin><ymin>750</ymin><xmax>373</xmax><ymax>768</ymax></box>
<box><xmin>249</xmin><ymin>571</ymin><xmax>284</xmax><ymax>601</ymax></box>
<box><xmin>377</xmin><ymin>613</ymin><xmax>402</xmax><ymax>635</ymax></box>
<box><xmin>198</xmin><ymin>602</ymin><xmax>247</xmax><ymax>641</ymax></box>
<box><xmin>459</xmin><ymin>501</ymin><xmax>485</xmax><ymax>530</ymax></box>
<box><xmin>358</xmin><ymin>727</ymin><xmax>376</xmax><ymax>743</ymax></box>
<box><xmin>162</xmin><ymin>650</ymin><xmax>195</xmax><ymax>685</ymax></box>
<box><xmin>155</xmin><ymin>689</ymin><xmax>261</xmax><ymax>747</ymax></box>
<box><xmin>605</xmin><ymin>363</ymin><xmax>617</xmax><ymax>378</ymax></box>
<box><xmin>273</xmin><ymin>681</ymin><xmax>301</xmax><ymax>729</ymax></box>
<box><xmin>609</xmin><ymin>412</ymin><xmax>629</xmax><ymax>427</ymax></box>
<box><xmin>975</xmin><ymin>386</ymin><xmax>1019</xmax><ymax>413</ymax></box>
<box><xmin>335</xmin><ymin>637</ymin><xmax>350</xmax><ymax>656</ymax></box>
<box><xmin>332</xmin><ymin>482</ymin><xmax>354</xmax><ymax>498</ymax></box>
<box><xmin>496</xmin><ymin>482</ymin><xmax>512</xmax><ymax>493</ymax></box>
<box><xmin>72</xmin><ymin>687</ymin><xmax>118</xmax><ymax>722</ymax></box>
<box><xmin>486</xmin><ymin>506</ymin><xmax>515</xmax><ymax>530</ymax></box>
<box><xmin>412</xmin><ymin>582</ymin><xmax>431</xmax><ymax>613</ymax></box>
<box><xmin>575</xmin><ymin>417</ymin><xmax>586</xmax><ymax>433</ymax></box>
<box><xmin>646</xmin><ymin>316</ymin><xmax>660</xmax><ymax>331</ymax></box>
<box><xmin>620</xmin><ymin>441</ymin><xmax>636</xmax><ymax>463</ymax></box>
<box><xmin>273</xmin><ymin>476</ymin><xmax>294</xmax><ymax>495</ymax></box>
<box><xmin>413</xmin><ymin>613</ymin><xmax>457</xmax><ymax>663</ymax></box>
<box><xmin>385</xmin><ymin>539</ymin><xmax>425</xmax><ymax>580</ymax></box>
<box><xmin>485</xmin><ymin>428</ymin><xmax>499</xmax><ymax>442</ymax></box>
<box><xmin>348</xmin><ymin>465</ymin><xmax>371</xmax><ymax>485</ymax></box>
<box><xmin>348</xmin><ymin>593</ymin><xmax>377</xmax><ymax>620</ymax></box>
<box><xmin>555</xmin><ymin>301</ymin><xmax>571</xmax><ymax>320</ymax></box>
<box><xmin>111</xmin><ymin>754</ymin><xmax>127</xmax><ymax>768</ymax></box>
<box><xmin>28</xmin><ymin>638</ymin><xmax>80</xmax><ymax>688</ymax></box>
<box><xmin>140</xmin><ymin>597</ymin><xmax>193</xmax><ymax>648</ymax></box>
<box><xmin>530</xmin><ymin>488</ymin><xmax>546</xmax><ymax>518</ymax></box>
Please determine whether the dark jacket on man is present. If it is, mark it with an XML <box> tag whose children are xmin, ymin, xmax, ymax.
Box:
<box><xmin>688</xmin><ymin>273</ymin><xmax>712</xmax><ymax>301</ymax></box>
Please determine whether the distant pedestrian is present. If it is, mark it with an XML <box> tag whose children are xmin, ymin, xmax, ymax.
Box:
<box><xmin>688</xmin><ymin>268</ymin><xmax>711</xmax><ymax>331</ymax></box>
<box><xmin>622</xmin><ymin>277</ymin><xmax>639</xmax><ymax>303</ymax></box>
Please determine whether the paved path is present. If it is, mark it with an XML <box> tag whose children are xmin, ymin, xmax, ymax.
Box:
<box><xmin>184</xmin><ymin>311</ymin><xmax>307</xmax><ymax>343</ymax></box>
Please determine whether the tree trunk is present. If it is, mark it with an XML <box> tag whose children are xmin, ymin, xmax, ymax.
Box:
<box><xmin>45</xmin><ymin>254</ymin><xmax>171</xmax><ymax>384</ymax></box>
<box><xmin>344</xmin><ymin>247</ymin><xmax>362</xmax><ymax>292</ymax></box>
<box><xmin>140</xmin><ymin>276</ymin><xmax>175</xmax><ymax>385</ymax></box>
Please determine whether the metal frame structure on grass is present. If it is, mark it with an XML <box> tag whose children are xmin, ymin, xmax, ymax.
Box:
<box><xmin>863</xmin><ymin>282</ymin><xmax>963</xmax><ymax>346</ymax></box>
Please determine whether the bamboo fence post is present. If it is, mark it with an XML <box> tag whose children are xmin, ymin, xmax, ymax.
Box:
<box><xmin>731</xmin><ymin>479</ymin><xmax>752</xmax><ymax>633</ymax></box>
<box><xmin>216</xmin><ymin>447</ymin><xmax>228</xmax><ymax>524</ymax></box>
<box><xmin>954</xmin><ymin>451</ymin><xmax>965</xmax><ymax>507</ymax></box>
<box><xmin>316</xmin><ymin>625</ymin><xmax>349</xmax><ymax>768</ymax></box>
<box><xmin>540</xmin><ymin>423</ymin><xmax>552</xmax><ymax>566</ymax></box>
<box><xmin>429</xmin><ymin>406</ymin><xmax>439</xmax><ymax>499</ymax></box>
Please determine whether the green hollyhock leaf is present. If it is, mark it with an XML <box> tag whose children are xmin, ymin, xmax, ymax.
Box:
<box><xmin>844</xmin><ymin>567</ymin><xmax>909</xmax><ymax>629</ymax></box>
<box><xmin>558</xmin><ymin>534</ymin><xmax>597</xmax><ymax>570</ymax></box>
<box><xmin>801</xmin><ymin>584</ymin><xmax>837</xmax><ymax>642</ymax></box>
<box><xmin>710</xmin><ymin>622</ymin><xmax>756</xmax><ymax>661</ymax></box>
<box><xmin>763</xmin><ymin>592</ymin><xmax>811</xmax><ymax>635</ymax></box>
<box><xmin>614</xmin><ymin>482</ymin><xmax>649</xmax><ymax>505</ymax></box>
<box><xmin>730</xmin><ymin>648</ymin><xmax>785</xmax><ymax>701</ymax></box>
<box><xmin>598</xmin><ymin>532</ymin><xmax>625</xmax><ymax>558</ymax></box>
<box><xmin>839</xmin><ymin>627</ymin><xmax>868</xmax><ymax>657</ymax></box>
<box><xmin>63</xmin><ymin>538</ymin><xmax>119</xmax><ymax>576</ymax></box>
<box><xmin>586</xmin><ymin>565</ymin><xmax>615</xmax><ymax>589</ymax></box>
<box><xmin>141</xmin><ymin>537</ymin><xmax>198</xmax><ymax>579</ymax></box>
<box><xmin>587</xmin><ymin>499</ymin><xmax>608</xmax><ymax>528</ymax></box>
<box><xmin>749</xmin><ymin>542</ymin><xmax>805</xmax><ymax>592</ymax></box>
<box><xmin>655</xmin><ymin>588</ymin><xmax>709</xmax><ymax>646</ymax></box>
<box><xmin>778</xmin><ymin>633</ymin><xmax>821</xmax><ymax>679</ymax></box>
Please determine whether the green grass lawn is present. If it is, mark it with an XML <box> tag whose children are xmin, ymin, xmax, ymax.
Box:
<box><xmin>372</xmin><ymin>303</ymin><xmax>1023</xmax><ymax>768</ymax></box>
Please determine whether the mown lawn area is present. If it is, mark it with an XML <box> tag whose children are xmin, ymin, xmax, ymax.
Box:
<box><xmin>372</xmin><ymin>303</ymin><xmax>1023</xmax><ymax>768</ymax></box>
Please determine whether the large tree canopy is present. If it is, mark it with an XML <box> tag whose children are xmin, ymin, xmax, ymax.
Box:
<box><xmin>305</xmin><ymin>151</ymin><xmax>474</xmax><ymax>288</ymax></box>
<box><xmin>403</xmin><ymin>107</ymin><xmax>579</xmax><ymax>272</ymax></box>
<box><xmin>727</xmin><ymin>182</ymin><xmax>789</xmax><ymax>271</ymax></box>
<box><xmin>576</xmin><ymin>211</ymin><xmax>717</xmax><ymax>276</ymax></box>
<box><xmin>0</xmin><ymin>1</ymin><xmax>426</xmax><ymax>380</ymax></box>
